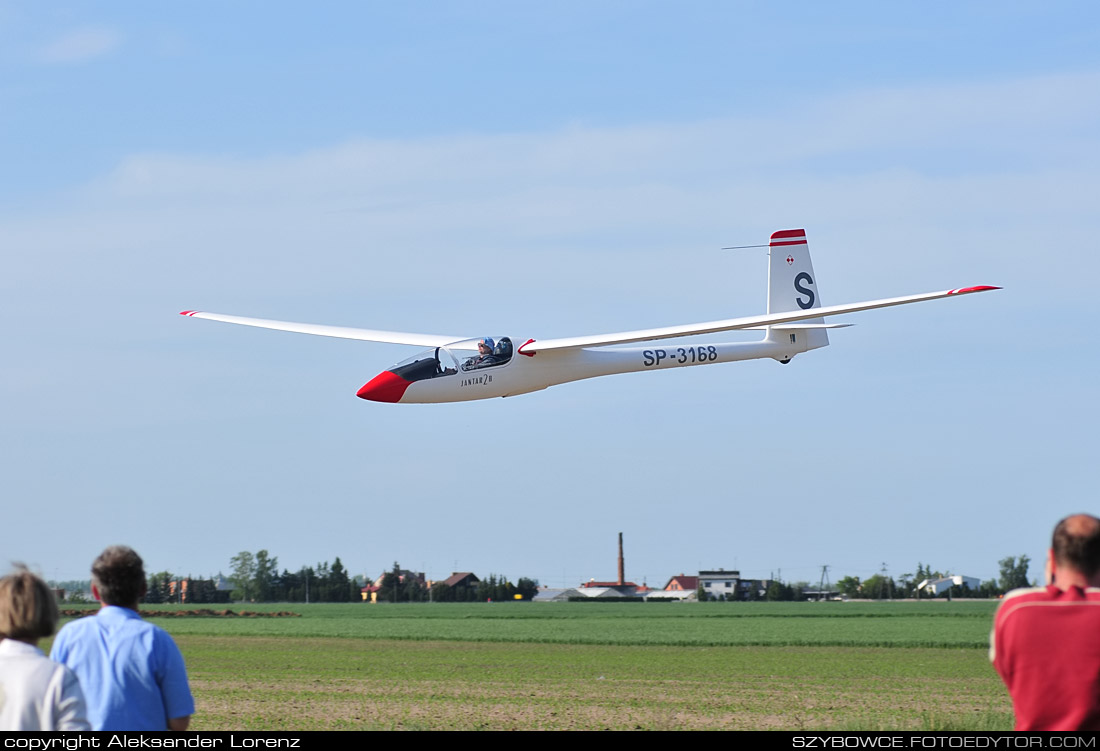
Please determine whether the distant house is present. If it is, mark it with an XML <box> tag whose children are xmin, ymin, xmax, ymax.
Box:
<box><xmin>698</xmin><ymin>569</ymin><xmax>741</xmax><ymax>600</ymax></box>
<box><xmin>697</xmin><ymin>569</ymin><xmax>770</xmax><ymax>600</ymax></box>
<box><xmin>663</xmin><ymin>574</ymin><xmax>699</xmax><ymax>592</ymax></box>
<box><xmin>441</xmin><ymin>572</ymin><xmax>480</xmax><ymax>589</ymax></box>
<box><xmin>432</xmin><ymin>572</ymin><xmax>481</xmax><ymax>602</ymax></box>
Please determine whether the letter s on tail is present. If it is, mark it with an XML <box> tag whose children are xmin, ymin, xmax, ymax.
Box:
<box><xmin>766</xmin><ymin>229</ymin><xmax>829</xmax><ymax>352</ymax></box>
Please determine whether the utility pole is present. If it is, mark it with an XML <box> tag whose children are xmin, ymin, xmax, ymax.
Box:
<box><xmin>818</xmin><ymin>565</ymin><xmax>831</xmax><ymax>601</ymax></box>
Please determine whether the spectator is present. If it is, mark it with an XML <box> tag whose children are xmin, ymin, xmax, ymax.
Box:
<box><xmin>991</xmin><ymin>514</ymin><xmax>1100</xmax><ymax>730</ymax></box>
<box><xmin>0</xmin><ymin>566</ymin><xmax>89</xmax><ymax>730</ymax></box>
<box><xmin>51</xmin><ymin>546</ymin><xmax>194</xmax><ymax>730</ymax></box>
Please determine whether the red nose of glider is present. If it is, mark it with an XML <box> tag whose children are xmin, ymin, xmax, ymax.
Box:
<box><xmin>356</xmin><ymin>371</ymin><xmax>411</xmax><ymax>403</ymax></box>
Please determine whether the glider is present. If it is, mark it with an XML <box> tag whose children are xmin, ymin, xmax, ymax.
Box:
<box><xmin>181</xmin><ymin>229</ymin><xmax>998</xmax><ymax>403</ymax></box>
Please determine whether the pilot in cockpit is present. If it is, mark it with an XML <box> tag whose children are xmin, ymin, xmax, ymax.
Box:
<box><xmin>462</xmin><ymin>337</ymin><xmax>513</xmax><ymax>371</ymax></box>
<box><xmin>467</xmin><ymin>337</ymin><xmax>499</xmax><ymax>369</ymax></box>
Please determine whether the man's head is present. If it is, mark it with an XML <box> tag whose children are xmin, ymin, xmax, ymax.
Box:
<box><xmin>0</xmin><ymin>565</ymin><xmax>59</xmax><ymax>642</ymax></box>
<box><xmin>91</xmin><ymin>545</ymin><xmax>147</xmax><ymax>608</ymax></box>
<box><xmin>478</xmin><ymin>337</ymin><xmax>494</xmax><ymax>353</ymax></box>
<box><xmin>1050</xmin><ymin>514</ymin><xmax>1100</xmax><ymax>587</ymax></box>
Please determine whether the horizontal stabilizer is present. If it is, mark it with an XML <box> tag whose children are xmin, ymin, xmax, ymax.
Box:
<box><xmin>750</xmin><ymin>323</ymin><xmax>853</xmax><ymax>330</ymax></box>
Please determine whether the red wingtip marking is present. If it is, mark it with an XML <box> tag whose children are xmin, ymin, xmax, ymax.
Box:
<box><xmin>357</xmin><ymin>371</ymin><xmax>412</xmax><ymax>403</ymax></box>
<box><xmin>948</xmin><ymin>285</ymin><xmax>1001</xmax><ymax>295</ymax></box>
<box><xmin>770</xmin><ymin>229</ymin><xmax>806</xmax><ymax>240</ymax></box>
<box><xmin>180</xmin><ymin>310</ymin><xmax>198</xmax><ymax>316</ymax></box>
<box><xmin>518</xmin><ymin>338</ymin><xmax>537</xmax><ymax>357</ymax></box>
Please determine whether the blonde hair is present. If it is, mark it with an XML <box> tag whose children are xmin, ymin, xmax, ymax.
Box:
<box><xmin>0</xmin><ymin>565</ymin><xmax>59</xmax><ymax>641</ymax></box>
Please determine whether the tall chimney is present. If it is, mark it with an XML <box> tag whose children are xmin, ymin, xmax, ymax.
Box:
<box><xmin>617</xmin><ymin>532</ymin><xmax>625</xmax><ymax>585</ymax></box>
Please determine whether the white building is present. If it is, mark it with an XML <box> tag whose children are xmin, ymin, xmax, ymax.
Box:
<box><xmin>917</xmin><ymin>575</ymin><xmax>980</xmax><ymax>596</ymax></box>
<box><xmin>699</xmin><ymin>569</ymin><xmax>741</xmax><ymax>599</ymax></box>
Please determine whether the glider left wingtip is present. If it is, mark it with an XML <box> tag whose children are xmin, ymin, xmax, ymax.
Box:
<box><xmin>948</xmin><ymin>285</ymin><xmax>1001</xmax><ymax>295</ymax></box>
<box><xmin>180</xmin><ymin>310</ymin><xmax>200</xmax><ymax>316</ymax></box>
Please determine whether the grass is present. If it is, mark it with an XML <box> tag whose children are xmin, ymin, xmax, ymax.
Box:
<box><xmin>51</xmin><ymin>601</ymin><xmax>1013</xmax><ymax>730</ymax></box>
<box><xmin>63</xmin><ymin>600</ymin><xmax>998</xmax><ymax>648</ymax></box>
<box><xmin>180</xmin><ymin>638</ymin><xmax>1011</xmax><ymax>731</ymax></box>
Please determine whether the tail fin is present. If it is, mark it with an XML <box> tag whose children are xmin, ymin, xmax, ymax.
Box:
<box><xmin>766</xmin><ymin>229</ymin><xmax>830</xmax><ymax>353</ymax></box>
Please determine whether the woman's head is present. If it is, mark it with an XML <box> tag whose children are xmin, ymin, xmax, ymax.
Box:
<box><xmin>0</xmin><ymin>565</ymin><xmax>59</xmax><ymax>642</ymax></box>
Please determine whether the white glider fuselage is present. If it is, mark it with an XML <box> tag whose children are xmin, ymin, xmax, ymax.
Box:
<box><xmin>182</xmin><ymin>228</ymin><xmax>998</xmax><ymax>404</ymax></box>
<box><xmin>370</xmin><ymin>337</ymin><xmax>800</xmax><ymax>404</ymax></box>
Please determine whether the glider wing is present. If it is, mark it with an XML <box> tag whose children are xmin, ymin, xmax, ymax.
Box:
<box><xmin>518</xmin><ymin>286</ymin><xmax>998</xmax><ymax>354</ymax></box>
<box><xmin>180</xmin><ymin>310</ymin><xmax>467</xmax><ymax>348</ymax></box>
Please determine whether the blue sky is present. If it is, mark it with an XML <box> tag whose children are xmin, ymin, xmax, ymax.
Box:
<box><xmin>2</xmin><ymin>3</ymin><xmax>1098</xmax><ymax>590</ymax></box>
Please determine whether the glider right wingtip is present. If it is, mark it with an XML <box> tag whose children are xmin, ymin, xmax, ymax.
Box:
<box><xmin>948</xmin><ymin>285</ymin><xmax>1001</xmax><ymax>295</ymax></box>
<box><xmin>179</xmin><ymin>310</ymin><xmax>200</xmax><ymax>316</ymax></box>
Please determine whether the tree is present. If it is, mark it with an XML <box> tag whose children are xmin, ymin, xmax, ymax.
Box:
<box><xmin>328</xmin><ymin>558</ymin><xmax>351</xmax><ymax>603</ymax></box>
<box><xmin>403</xmin><ymin>574</ymin><xmax>426</xmax><ymax>603</ymax></box>
<box><xmin>765</xmin><ymin>580</ymin><xmax>794</xmax><ymax>601</ymax></box>
<box><xmin>980</xmin><ymin>579</ymin><xmax>1000</xmax><ymax>598</ymax></box>
<box><xmin>377</xmin><ymin>562</ymin><xmax>402</xmax><ymax>603</ymax></box>
<box><xmin>431</xmin><ymin>580</ymin><xmax>454</xmax><ymax>603</ymax></box>
<box><xmin>229</xmin><ymin>551</ymin><xmax>256</xmax><ymax>602</ymax></box>
<box><xmin>999</xmin><ymin>555</ymin><xmax>1031</xmax><ymax>592</ymax></box>
<box><xmin>837</xmin><ymin>576</ymin><xmax>861</xmax><ymax>598</ymax></box>
<box><xmin>515</xmin><ymin>577</ymin><xmax>539</xmax><ymax>601</ymax></box>
<box><xmin>144</xmin><ymin>571</ymin><xmax>173</xmax><ymax>604</ymax></box>
<box><xmin>862</xmin><ymin>574</ymin><xmax>896</xmax><ymax>600</ymax></box>
<box><xmin>313</xmin><ymin>561</ymin><xmax>332</xmax><ymax>601</ymax></box>
<box><xmin>254</xmin><ymin>550</ymin><xmax>279</xmax><ymax>602</ymax></box>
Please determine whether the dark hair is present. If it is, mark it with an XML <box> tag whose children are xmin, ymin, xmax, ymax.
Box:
<box><xmin>92</xmin><ymin>546</ymin><xmax>146</xmax><ymax>607</ymax></box>
<box><xmin>1052</xmin><ymin>515</ymin><xmax>1100</xmax><ymax>580</ymax></box>
<box><xmin>0</xmin><ymin>565</ymin><xmax>59</xmax><ymax>641</ymax></box>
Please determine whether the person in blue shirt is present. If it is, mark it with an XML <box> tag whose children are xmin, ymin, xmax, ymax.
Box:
<box><xmin>50</xmin><ymin>546</ymin><xmax>194</xmax><ymax>731</ymax></box>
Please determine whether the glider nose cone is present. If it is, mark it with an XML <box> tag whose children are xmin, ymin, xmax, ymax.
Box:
<box><xmin>356</xmin><ymin>371</ymin><xmax>411</xmax><ymax>403</ymax></box>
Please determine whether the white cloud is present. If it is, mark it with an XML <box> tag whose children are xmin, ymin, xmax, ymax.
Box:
<box><xmin>5</xmin><ymin>69</ymin><xmax>1099</xmax><ymax>310</ymax></box>
<box><xmin>38</xmin><ymin>26</ymin><xmax>121</xmax><ymax>64</ymax></box>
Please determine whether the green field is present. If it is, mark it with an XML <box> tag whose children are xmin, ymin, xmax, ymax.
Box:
<box><xmin>53</xmin><ymin>601</ymin><xmax>1014</xmax><ymax>730</ymax></box>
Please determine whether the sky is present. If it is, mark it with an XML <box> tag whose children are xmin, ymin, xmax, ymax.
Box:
<box><xmin>2</xmin><ymin>3</ymin><xmax>1098</xmax><ymax>590</ymax></box>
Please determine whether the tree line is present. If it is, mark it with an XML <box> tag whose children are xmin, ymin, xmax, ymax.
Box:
<box><xmin>226</xmin><ymin>554</ymin><xmax>540</xmax><ymax>603</ymax></box>
<box><xmin>228</xmin><ymin>551</ymin><xmax>363</xmax><ymax>603</ymax></box>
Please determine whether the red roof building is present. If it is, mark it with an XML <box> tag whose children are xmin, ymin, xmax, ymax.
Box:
<box><xmin>663</xmin><ymin>574</ymin><xmax>699</xmax><ymax>592</ymax></box>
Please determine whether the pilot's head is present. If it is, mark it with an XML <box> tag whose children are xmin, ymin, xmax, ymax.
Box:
<box><xmin>479</xmin><ymin>338</ymin><xmax>495</xmax><ymax>353</ymax></box>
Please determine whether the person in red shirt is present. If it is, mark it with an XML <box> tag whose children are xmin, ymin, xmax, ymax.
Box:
<box><xmin>991</xmin><ymin>514</ymin><xmax>1100</xmax><ymax>730</ymax></box>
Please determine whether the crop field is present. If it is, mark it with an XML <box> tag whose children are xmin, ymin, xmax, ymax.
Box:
<box><xmin>52</xmin><ymin>601</ymin><xmax>1015</xmax><ymax>731</ymax></box>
